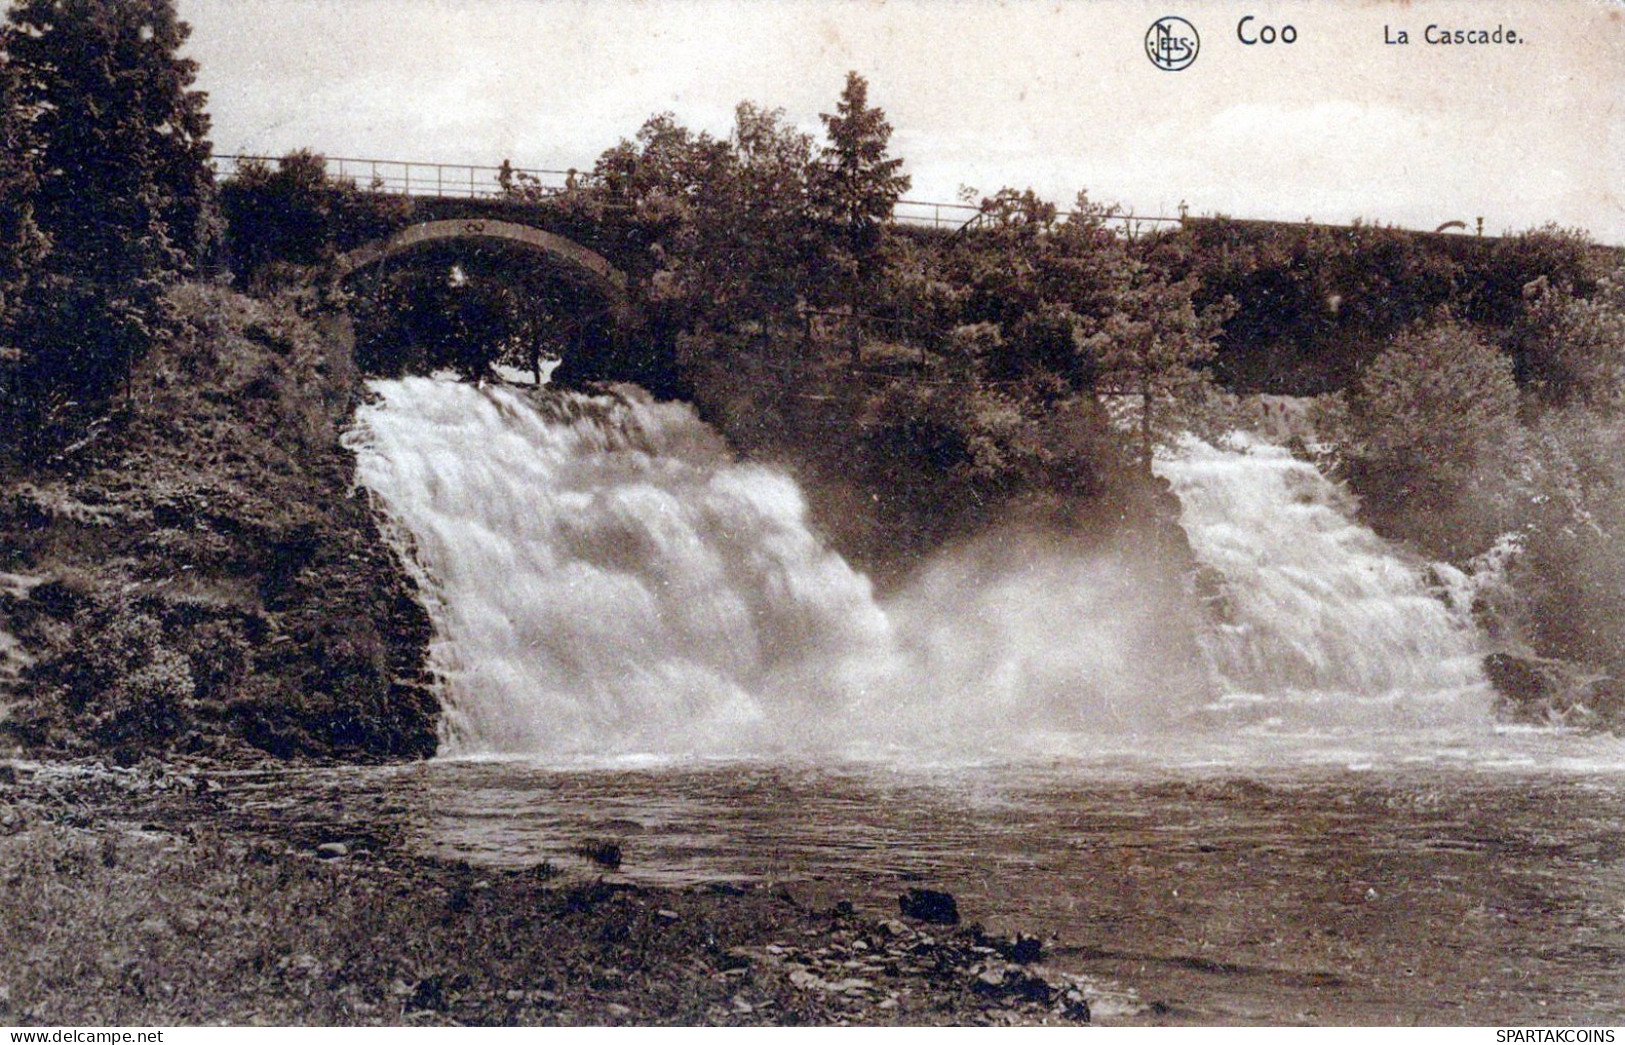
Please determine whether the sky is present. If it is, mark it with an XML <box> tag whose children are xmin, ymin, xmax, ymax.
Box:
<box><xmin>179</xmin><ymin>0</ymin><xmax>1625</xmax><ymax>242</ymax></box>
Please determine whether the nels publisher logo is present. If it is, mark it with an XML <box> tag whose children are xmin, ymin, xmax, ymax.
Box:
<box><xmin>1145</xmin><ymin>15</ymin><xmax>1199</xmax><ymax>71</ymax></box>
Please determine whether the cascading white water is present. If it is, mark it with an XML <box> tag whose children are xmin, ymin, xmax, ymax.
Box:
<box><xmin>1154</xmin><ymin>433</ymin><xmax>1491</xmax><ymax>728</ymax></box>
<box><xmin>346</xmin><ymin>378</ymin><xmax>1490</xmax><ymax>759</ymax></box>
<box><xmin>345</xmin><ymin>377</ymin><xmax>1208</xmax><ymax>758</ymax></box>
<box><xmin>346</xmin><ymin>377</ymin><xmax>896</xmax><ymax>756</ymax></box>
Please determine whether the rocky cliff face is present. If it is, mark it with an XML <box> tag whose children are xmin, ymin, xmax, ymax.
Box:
<box><xmin>0</xmin><ymin>284</ymin><xmax>437</xmax><ymax>763</ymax></box>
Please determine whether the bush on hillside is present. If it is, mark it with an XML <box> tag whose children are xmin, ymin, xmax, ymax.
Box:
<box><xmin>1509</xmin><ymin>267</ymin><xmax>1625</xmax><ymax>413</ymax></box>
<box><xmin>1343</xmin><ymin>322</ymin><xmax>1522</xmax><ymax>559</ymax></box>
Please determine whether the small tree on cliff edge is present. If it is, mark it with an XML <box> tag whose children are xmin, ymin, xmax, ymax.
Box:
<box><xmin>812</xmin><ymin>72</ymin><xmax>911</xmax><ymax>359</ymax></box>
<box><xmin>3</xmin><ymin>0</ymin><xmax>216</xmax><ymax>416</ymax></box>
<box><xmin>1081</xmin><ymin>257</ymin><xmax>1230</xmax><ymax>472</ymax></box>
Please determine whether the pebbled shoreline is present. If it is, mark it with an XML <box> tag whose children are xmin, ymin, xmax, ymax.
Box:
<box><xmin>0</xmin><ymin>758</ymin><xmax>1095</xmax><ymax>1027</ymax></box>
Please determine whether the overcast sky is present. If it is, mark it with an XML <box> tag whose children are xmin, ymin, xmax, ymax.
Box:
<box><xmin>180</xmin><ymin>0</ymin><xmax>1625</xmax><ymax>242</ymax></box>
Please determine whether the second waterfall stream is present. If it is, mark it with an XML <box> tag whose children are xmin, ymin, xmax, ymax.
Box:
<box><xmin>345</xmin><ymin>377</ymin><xmax>1492</xmax><ymax>760</ymax></box>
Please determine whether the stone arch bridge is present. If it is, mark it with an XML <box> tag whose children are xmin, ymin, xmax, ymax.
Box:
<box><xmin>333</xmin><ymin>217</ymin><xmax>633</xmax><ymax>326</ymax></box>
<box><xmin>328</xmin><ymin>215</ymin><xmax>677</xmax><ymax>389</ymax></box>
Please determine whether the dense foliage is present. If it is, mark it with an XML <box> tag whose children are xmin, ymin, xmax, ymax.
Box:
<box><xmin>0</xmin><ymin>0</ymin><xmax>216</xmax><ymax>454</ymax></box>
<box><xmin>216</xmin><ymin>149</ymin><xmax>410</xmax><ymax>285</ymax></box>
<box><xmin>1155</xmin><ymin>219</ymin><xmax>1609</xmax><ymax>394</ymax></box>
<box><xmin>1341</xmin><ymin>323</ymin><xmax>1522</xmax><ymax>559</ymax></box>
<box><xmin>1</xmin><ymin>5</ymin><xmax>1623</xmax><ymax>741</ymax></box>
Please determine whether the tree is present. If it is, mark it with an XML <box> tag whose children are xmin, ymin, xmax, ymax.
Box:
<box><xmin>814</xmin><ymin>73</ymin><xmax>910</xmax><ymax>241</ymax></box>
<box><xmin>218</xmin><ymin>151</ymin><xmax>330</xmax><ymax>277</ymax></box>
<box><xmin>7</xmin><ymin>0</ymin><xmax>216</xmax><ymax>276</ymax></box>
<box><xmin>1081</xmin><ymin>260</ymin><xmax>1228</xmax><ymax>470</ymax></box>
<box><xmin>949</xmin><ymin>187</ymin><xmax>1059</xmax><ymax>331</ymax></box>
<box><xmin>934</xmin><ymin>186</ymin><xmax>1227</xmax><ymax>462</ymax></box>
<box><xmin>715</xmin><ymin>102</ymin><xmax>818</xmax><ymax>333</ymax></box>
<box><xmin>218</xmin><ymin>149</ymin><xmax>410</xmax><ymax>283</ymax></box>
<box><xmin>1467</xmin><ymin>224</ymin><xmax>1603</xmax><ymax>332</ymax></box>
<box><xmin>810</xmin><ymin>72</ymin><xmax>911</xmax><ymax>356</ymax></box>
<box><xmin>1350</xmin><ymin>323</ymin><xmax>1520</xmax><ymax>475</ymax></box>
<box><xmin>2</xmin><ymin>0</ymin><xmax>217</xmax><ymax>415</ymax></box>
<box><xmin>1511</xmin><ymin>268</ymin><xmax>1625</xmax><ymax>414</ymax></box>
<box><xmin>1344</xmin><ymin>322</ymin><xmax>1523</xmax><ymax>558</ymax></box>
<box><xmin>582</xmin><ymin>106</ymin><xmax>818</xmax><ymax>340</ymax></box>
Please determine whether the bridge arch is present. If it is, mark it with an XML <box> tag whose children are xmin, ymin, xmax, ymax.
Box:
<box><xmin>333</xmin><ymin>218</ymin><xmax>632</xmax><ymax>325</ymax></box>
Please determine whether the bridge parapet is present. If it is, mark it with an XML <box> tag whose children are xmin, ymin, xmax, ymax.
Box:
<box><xmin>213</xmin><ymin>153</ymin><xmax>1187</xmax><ymax>234</ymax></box>
<box><xmin>333</xmin><ymin>218</ymin><xmax>633</xmax><ymax>327</ymax></box>
<box><xmin>213</xmin><ymin>153</ymin><xmax>576</xmax><ymax>201</ymax></box>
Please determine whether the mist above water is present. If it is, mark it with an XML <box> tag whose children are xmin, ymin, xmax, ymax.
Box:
<box><xmin>346</xmin><ymin>378</ymin><xmax>1489</xmax><ymax>761</ymax></box>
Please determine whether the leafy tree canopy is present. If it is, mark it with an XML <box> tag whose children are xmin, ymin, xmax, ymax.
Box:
<box><xmin>811</xmin><ymin>71</ymin><xmax>911</xmax><ymax>282</ymax></box>
<box><xmin>1</xmin><ymin>0</ymin><xmax>218</xmax><ymax>434</ymax></box>
<box><xmin>6</xmin><ymin>0</ymin><xmax>216</xmax><ymax>279</ymax></box>
<box><xmin>218</xmin><ymin>149</ymin><xmax>410</xmax><ymax>283</ymax></box>
<box><xmin>1350</xmin><ymin>322</ymin><xmax>1520</xmax><ymax>474</ymax></box>
<box><xmin>1511</xmin><ymin>266</ymin><xmax>1625</xmax><ymax>414</ymax></box>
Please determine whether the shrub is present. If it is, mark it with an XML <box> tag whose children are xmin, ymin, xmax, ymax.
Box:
<box><xmin>1510</xmin><ymin>409</ymin><xmax>1625</xmax><ymax>670</ymax></box>
<box><xmin>218</xmin><ymin>150</ymin><xmax>409</xmax><ymax>284</ymax></box>
<box><xmin>1510</xmin><ymin>268</ymin><xmax>1625</xmax><ymax>413</ymax></box>
<box><xmin>1344</xmin><ymin>322</ymin><xmax>1522</xmax><ymax>559</ymax></box>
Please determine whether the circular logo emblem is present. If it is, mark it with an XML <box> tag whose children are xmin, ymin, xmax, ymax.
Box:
<box><xmin>1146</xmin><ymin>16</ymin><xmax>1200</xmax><ymax>71</ymax></box>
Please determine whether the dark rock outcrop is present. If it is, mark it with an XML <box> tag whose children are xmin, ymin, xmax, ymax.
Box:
<box><xmin>1484</xmin><ymin>651</ymin><xmax>1625</xmax><ymax>733</ymax></box>
<box><xmin>0</xmin><ymin>285</ymin><xmax>436</xmax><ymax>762</ymax></box>
<box><xmin>899</xmin><ymin>888</ymin><xmax>960</xmax><ymax>925</ymax></box>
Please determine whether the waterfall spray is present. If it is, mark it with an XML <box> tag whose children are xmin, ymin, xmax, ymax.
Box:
<box><xmin>346</xmin><ymin>379</ymin><xmax>1489</xmax><ymax>759</ymax></box>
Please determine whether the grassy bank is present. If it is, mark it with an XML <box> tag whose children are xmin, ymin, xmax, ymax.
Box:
<box><xmin>0</xmin><ymin>759</ymin><xmax>1092</xmax><ymax>1027</ymax></box>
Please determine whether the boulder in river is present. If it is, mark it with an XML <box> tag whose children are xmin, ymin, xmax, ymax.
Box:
<box><xmin>898</xmin><ymin>887</ymin><xmax>959</xmax><ymax>925</ymax></box>
<box><xmin>574</xmin><ymin>839</ymin><xmax>623</xmax><ymax>870</ymax></box>
<box><xmin>1484</xmin><ymin>653</ymin><xmax>1568</xmax><ymax>718</ymax></box>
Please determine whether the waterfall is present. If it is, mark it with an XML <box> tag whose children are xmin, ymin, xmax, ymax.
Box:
<box><xmin>346</xmin><ymin>378</ymin><xmax>1488</xmax><ymax>759</ymax></box>
<box><xmin>1154</xmin><ymin>434</ymin><xmax>1491</xmax><ymax>728</ymax></box>
<box><xmin>346</xmin><ymin>377</ymin><xmax>895</xmax><ymax>756</ymax></box>
<box><xmin>345</xmin><ymin>377</ymin><xmax>1211</xmax><ymax>758</ymax></box>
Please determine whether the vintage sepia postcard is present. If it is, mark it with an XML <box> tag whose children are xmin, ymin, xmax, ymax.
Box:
<box><xmin>0</xmin><ymin>0</ymin><xmax>1622</xmax><ymax>1033</ymax></box>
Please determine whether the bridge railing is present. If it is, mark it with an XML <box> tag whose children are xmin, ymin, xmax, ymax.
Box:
<box><xmin>891</xmin><ymin>198</ymin><xmax>1189</xmax><ymax>236</ymax></box>
<box><xmin>892</xmin><ymin>198</ymin><xmax>981</xmax><ymax>230</ymax></box>
<box><xmin>211</xmin><ymin>154</ymin><xmax>577</xmax><ymax>199</ymax></box>
<box><xmin>210</xmin><ymin>153</ymin><xmax>1186</xmax><ymax>234</ymax></box>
